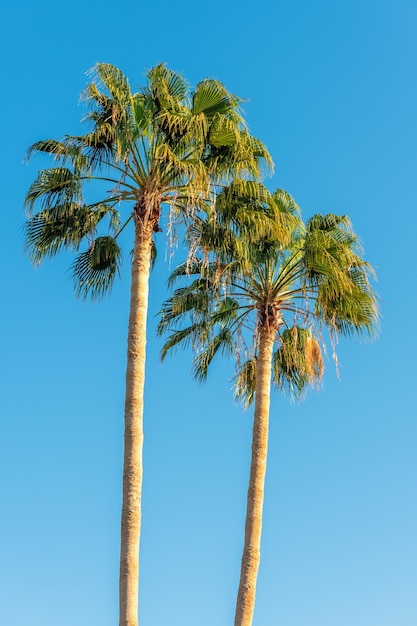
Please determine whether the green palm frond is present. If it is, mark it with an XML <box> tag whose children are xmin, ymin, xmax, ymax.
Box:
<box><xmin>303</xmin><ymin>216</ymin><xmax>360</xmax><ymax>286</ymax></box>
<box><xmin>160</xmin><ymin>321</ymin><xmax>211</xmax><ymax>361</ymax></box>
<box><xmin>25</xmin><ymin>167</ymin><xmax>82</xmax><ymax>213</ymax></box>
<box><xmin>147</xmin><ymin>64</ymin><xmax>189</xmax><ymax>106</ymax></box>
<box><xmin>271</xmin><ymin>189</ymin><xmax>301</xmax><ymax>216</ymax></box>
<box><xmin>83</xmin><ymin>81</ymin><xmax>115</xmax><ymax>115</ymax></box>
<box><xmin>75</xmin><ymin>128</ymin><xmax>118</xmax><ymax>169</ymax></box>
<box><xmin>72</xmin><ymin>236</ymin><xmax>122</xmax><ymax>300</ymax></box>
<box><xmin>206</xmin><ymin>129</ymin><xmax>273</xmax><ymax>182</ymax></box>
<box><xmin>243</xmin><ymin>134</ymin><xmax>274</xmax><ymax>174</ymax></box>
<box><xmin>87</xmin><ymin>63</ymin><xmax>133</xmax><ymax>112</ymax></box>
<box><xmin>25</xmin><ymin>203</ymin><xmax>112</xmax><ymax>263</ymax></box>
<box><xmin>208</xmin><ymin>114</ymin><xmax>240</xmax><ymax>147</ymax></box>
<box><xmin>316</xmin><ymin>281</ymin><xmax>378</xmax><ymax>336</ymax></box>
<box><xmin>193</xmin><ymin>80</ymin><xmax>244</xmax><ymax>120</ymax></box>
<box><xmin>158</xmin><ymin>280</ymin><xmax>213</xmax><ymax>332</ymax></box>
<box><xmin>26</xmin><ymin>139</ymin><xmax>91</xmax><ymax>173</ymax></box>
<box><xmin>83</xmin><ymin>64</ymin><xmax>138</xmax><ymax>162</ymax></box>
<box><xmin>216</xmin><ymin>179</ymin><xmax>272</xmax><ymax>214</ymax></box>
<box><xmin>27</xmin><ymin>139</ymin><xmax>71</xmax><ymax>160</ymax></box>
<box><xmin>306</xmin><ymin>213</ymin><xmax>356</xmax><ymax>246</ymax></box>
<box><xmin>193</xmin><ymin>327</ymin><xmax>235</xmax><ymax>382</ymax></box>
<box><xmin>156</xmin><ymin>142</ymin><xmax>208</xmax><ymax>189</ymax></box>
<box><xmin>166</xmin><ymin>260</ymin><xmax>205</xmax><ymax>286</ymax></box>
<box><xmin>195</xmin><ymin>220</ymin><xmax>242</xmax><ymax>261</ymax></box>
<box><xmin>213</xmin><ymin>181</ymin><xmax>290</xmax><ymax>244</ymax></box>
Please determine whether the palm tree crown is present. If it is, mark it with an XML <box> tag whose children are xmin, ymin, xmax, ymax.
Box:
<box><xmin>24</xmin><ymin>63</ymin><xmax>272</xmax><ymax>294</ymax></box>
<box><xmin>159</xmin><ymin>197</ymin><xmax>377</xmax><ymax>399</ymax></box>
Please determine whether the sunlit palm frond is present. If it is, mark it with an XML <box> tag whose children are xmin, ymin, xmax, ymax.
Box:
<box><xmin>208</xmin><ymin>114</ymin><xmax>241</xmax><ymax>148</ymax></box>
<box><xmin>147</xmin><ymin>64</ymin><xmax>189</xmax><ymax>105</ymax></box>
<box><xmin>193</xmin><ymin>79</ymin><xmax>244</xmax><ymax>121</ymax></box>
<box><xmin>26</xmin><ymin>139</ymin><xmax>91</xmax><ymax>173</ymax></box>
<box><xmin>243</xmin><ymin>134</ymin><xmax>274</xmax><ymax>176</ymax></box>
<box><xmin>206</xmin><ymin>130</ymin><xmax>272</xmax><ymax>183</ymax></box>
<box><xmin>214</xmin><ymin>181</ymin><xmax>285</xmax><ymax>243</ymax></box>
<box><xmin>24</xmin><ymin>167</ymin><xmax>82</xmax><ymax>213</ymax></box>
<box><xmin>156</xmin><ymin>142</ymin><xmax>209</xmax><ymax>190</ymax></box>
<box><xmin>88</xmin><ymin>63</ymin><xmax>133</xmax><ymax>111</ymax></box>
<box><xmin>271</xmin><ymin>189</ymin><xmax>304</xmax><ymax>243</ymax></box>
<box><xmin>83</xmin><ymin>64</ymin><xmax>138</xmax><ymax>161</ymax></box>
<box><xmin>158</xmin><ymin>280</ymin><xmax>214</xmax><ymax>333</ymax></box>
<box><xmin>166</xmin><ymin>260</ymin><xmax>205</xmax><ymax>286</ymax></box>
<box><xmin>316</xmin><ymin>281</ymin><xmax>378</xmax><ymax>337</ymax></box>
<box><xmin>75</xmin><ymin>127</ymin><xmax>118</xmax><ymax>169</ymax></box>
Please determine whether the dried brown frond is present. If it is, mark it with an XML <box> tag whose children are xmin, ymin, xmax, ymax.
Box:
<box><xmin>305</xmin><ymin>335</ymin><xmax>324</xmax><ymax>384</ymax></box>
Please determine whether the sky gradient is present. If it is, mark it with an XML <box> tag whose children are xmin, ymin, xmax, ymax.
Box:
<box><xmin>1</xmin><ymin>1</ymin><xmax>416</xmax><ymax>625</ymax></box>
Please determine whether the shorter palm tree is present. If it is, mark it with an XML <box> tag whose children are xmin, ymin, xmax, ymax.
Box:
<box><xmin>158</xmin><ymin>195</ymin><xmax>378</xmax><ymax>626</ymax></box>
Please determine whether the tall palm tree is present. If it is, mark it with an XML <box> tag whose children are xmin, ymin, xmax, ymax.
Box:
<box><xmin>23</xmin><ymin>63</ymin><xmax>272</xmax><ymax>626</ymax></box>
<box><xmin>158</xmin><ymin>196</ymin><xmax>379</xmax><ymax>626</ymax></box>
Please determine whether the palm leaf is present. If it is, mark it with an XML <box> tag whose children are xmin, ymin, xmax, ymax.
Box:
<box><xmin>25</xmin><ymin>203</ymin><xmax>112</xmax><ymax>262</ymax></box>
<box><xmin>25</xmin><ymin>167</ymin><xmax>82</xmax><ymax>213</ymax></box>
<box><xmin>193</xmin><ymin>327</ymin><xmax>235</xmax><ymax>382</ymax></box>
<box><xmin>147</xmin><ymin>64</ymin><xmax>189</xmax><ymax>103</ymax></box>
<box><xmin>193</xmin><ymin>79</ymin><xmax>244</xmax><ymax>118</ymax></box>
<box><xmin>72</xmin><ymin>236</ymin><xmax>122</xmax><ymax>300</ymax></box>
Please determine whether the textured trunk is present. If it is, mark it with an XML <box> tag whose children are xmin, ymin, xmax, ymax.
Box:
<box><xmin>234</xmin><ymin>325</ymin><xmax>276</xmax><ymax>626</ymax></box>
<box><xmin>119</xmin><ymin>220</ymin><xmax>154</xmax><ymax>626</ymax></box>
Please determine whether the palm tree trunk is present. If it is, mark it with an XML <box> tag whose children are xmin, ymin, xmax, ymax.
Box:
<box><xmin>234</xmin><ymin>325</ymin><xmax>276</xmax><ymax>626</ymax></box>
<box><xmin>119</xmin><ymin>220</ymin><xmax>154</xmax><ymax>626</ymax></box>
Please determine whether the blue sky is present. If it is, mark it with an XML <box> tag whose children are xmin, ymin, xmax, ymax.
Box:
<box><xmin>1</xmin><ymin>1</ymin><xmax>416</xmax><ymax>625</ymax></box>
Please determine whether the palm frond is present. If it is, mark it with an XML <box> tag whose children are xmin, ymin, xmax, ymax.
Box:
<box><xmin>25</xmin><ymin>202</ymin><xmax>113</xmax><ymax>263</ymax></box>
<box><xmin>72</xmin><ymin>236</ymin><xmax>122</xmax><ymax>300</ymax></box>
<box><xmin>208</xmin><ymin>114</ymin><xmax>240</xmax><ymax>147</ymax></box>
<box><xmin>87</xmin><ymin>63</ymin><xmax>133</xmax><ymax>110</ymax></box>
<box><xmin>316</xmin><ymin>281</ymin><xmax>378</xmax><ymax>337</ymax></box>
<box><xmin>166</xmin><ymin>259</ymin><xmax>203</xmax><ymax>285</ymax></box>
<box><xmin>147</xmin><ymin>64</ymin><xmax>189</xmax><ymax>104</ymax></box>
<box><xmin>193</xmin><ymin>327</ymin><xmax>235</xmax><ymax>382</ymax></box>
<box><xmin>205</xmin><ymin>130</ymin><xmax>273</xmax><ymax>183</ymax></box>
<box><xmin>193</xmin><ymin>80</ymin><xmax>244</xmax><ymax>120</ymax></box>
<box><xmin>158</xmin><ymin>280</ymin><xmax>213</xmax><ymax>334</ymax></box>
<box><xmin>160</xmin><ymin>321</ymin><xmax>211</xmax><ymax>361</ymax></box>
<box><xmin>24</xmin><ymin>167</ymin><xmax>82</xmax><ymax>213</ymax></box>
<box><xmin>26</xmin><ymin>139</ymin><xmax>91</xmax><ymax>173</ymax></box>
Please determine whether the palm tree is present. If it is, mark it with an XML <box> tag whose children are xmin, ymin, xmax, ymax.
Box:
<box><xmin>23</xmin><ymin>63</ymin><xmax>272</xmax><ymax>626</ymax></box>
<box><xmin>158</xmin><ymin>196</ymin><xmax>379</xmax><ymax>626</ymax></box>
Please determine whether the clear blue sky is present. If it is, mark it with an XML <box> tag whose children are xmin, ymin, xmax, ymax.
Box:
<box><xmin>1</xmin><ymin>1</ymin><xmax>416</xmax><ymax>625</ymax></box>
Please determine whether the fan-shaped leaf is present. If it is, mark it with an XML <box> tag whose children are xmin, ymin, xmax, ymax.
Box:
<box><xmin>72</xmin><ymin>236</ymin><xmax>122</xmax><ymax>300</ymax></box>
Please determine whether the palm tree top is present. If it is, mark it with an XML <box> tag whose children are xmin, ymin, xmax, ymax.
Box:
<box><xmin>158</xmin><ymin>194</ymin><xmax>379</xmax><ymax>403</ymax></box>
<box><xmin>24</xmin><ymin>62</ymin><xmax>273</xmax><ymax>300</ymax></box>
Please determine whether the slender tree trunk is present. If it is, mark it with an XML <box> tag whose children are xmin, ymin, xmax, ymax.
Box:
<box><xmin>234</xmin><ymin>325</ymin><xmax>276</xmax><ymax>626</ymax></box>
<box><xmin>119</xmin><ymin>219</ymin><xmax>154</xmax><ymax>626</ymax></box>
